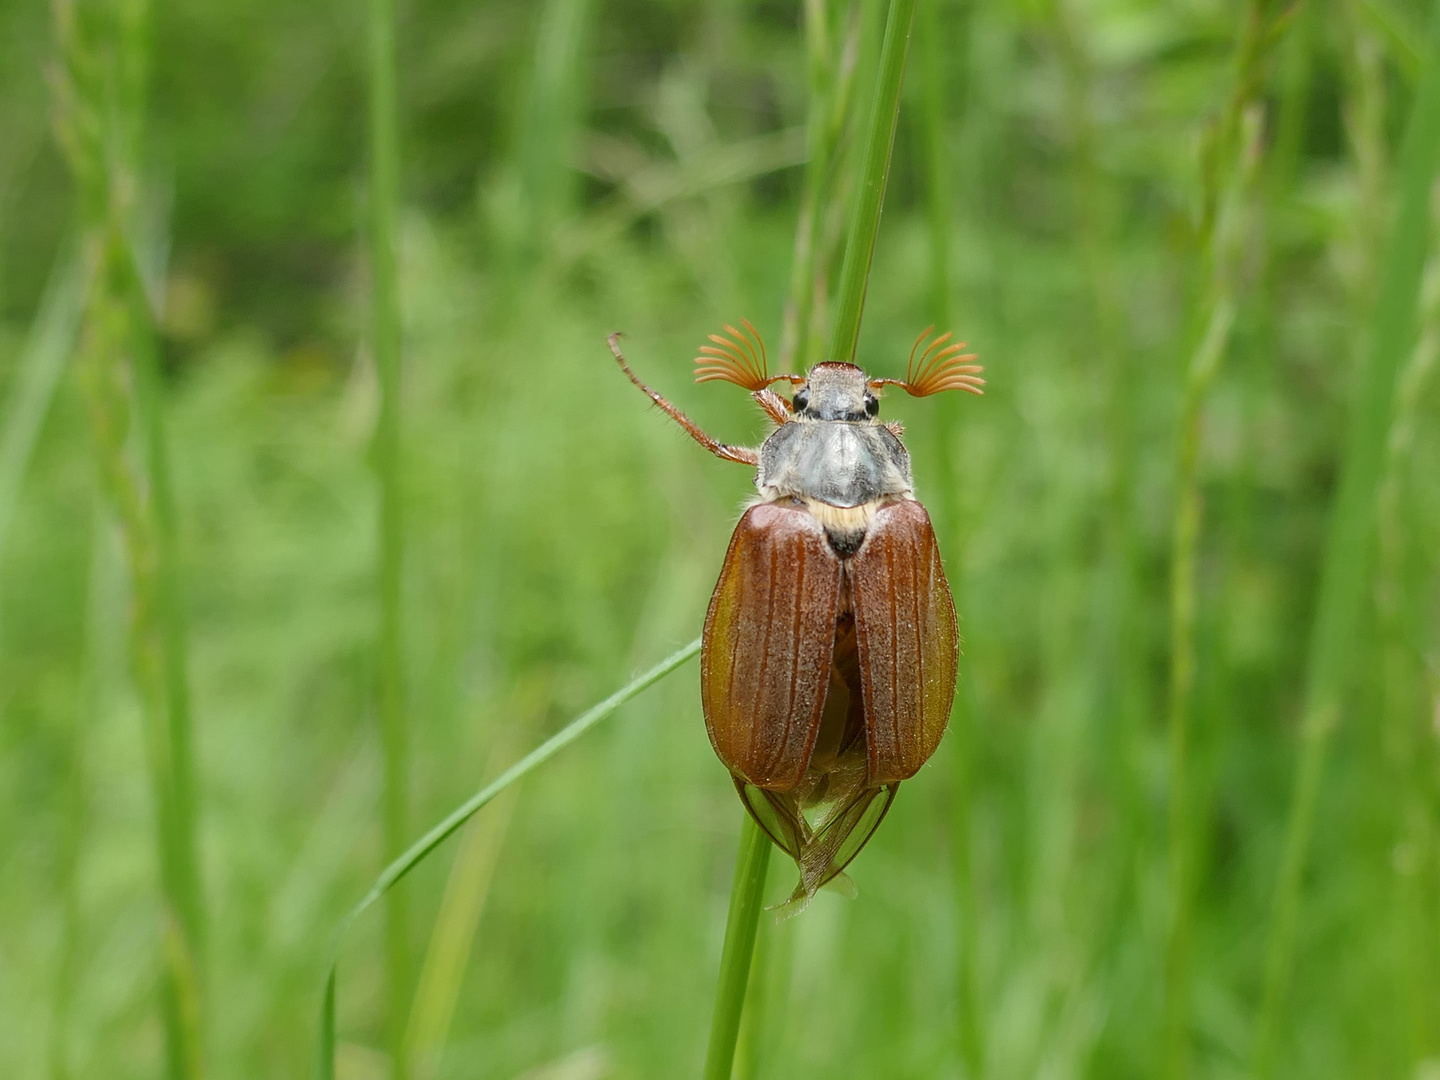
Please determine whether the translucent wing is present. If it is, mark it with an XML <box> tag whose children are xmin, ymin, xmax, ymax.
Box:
<box><xmin>850</xmin><ymin>499</ymin><xmax>959</xmax><ymax>783</ymax></box>
<box><xmin>798</xmin><ymin>781</ymin><xmax>896</xmax><ymax>893</ymax></box>
<box><xmin>701</xmin><ymin>502</ymin><xmax>842</xmax><ymax>791</ymax></box>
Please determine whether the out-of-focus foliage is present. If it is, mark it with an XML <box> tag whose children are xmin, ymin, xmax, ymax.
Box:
<box><xmin>1</xmin><ymin>1</ymin><xmax>1439</xmax><ymax>1079</ymax></box>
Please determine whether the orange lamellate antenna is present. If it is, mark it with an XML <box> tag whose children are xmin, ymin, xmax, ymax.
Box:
<box><xmin>872</xmin><ymin>326</ymin><xmax>985</xmax><ymax>398</ymax></box>
<box><xmin>694</xmin><ymin>319</ymin><xmax>801</xmax><ymax>393</ymax></box>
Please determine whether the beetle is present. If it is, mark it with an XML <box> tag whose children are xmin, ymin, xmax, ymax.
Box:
<box><xmin>607</xmin><ymin>320</ymin><xmax>983</xmax><ymax>906</ymax></box>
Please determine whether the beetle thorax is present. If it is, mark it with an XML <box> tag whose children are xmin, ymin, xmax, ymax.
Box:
<box><xmin>754</xmin><ymin>364</ymin><xmax>913</xmax><ymax>557</ymax></box>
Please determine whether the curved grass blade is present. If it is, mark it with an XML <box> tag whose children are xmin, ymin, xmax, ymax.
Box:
<box><xmin>311</xmin><ymin>638</ymin><xmax>701</xmax><ymax>1080</ymax></box>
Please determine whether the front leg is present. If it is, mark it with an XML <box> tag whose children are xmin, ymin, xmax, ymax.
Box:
<box><xmin>607</xmin><ymin>334</ymin><xmax>760</xmax><ymax>466</ymax></box>
<box><xmin>751</xmin><ymin>387</ymin><xmax>793</xmax><ymax>426</ymax></box>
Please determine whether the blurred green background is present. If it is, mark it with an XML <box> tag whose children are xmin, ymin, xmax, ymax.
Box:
<box><xmin>3</xmin><ymin>0</ymin><xmax>1440</xmax><ymax>1078</ymax></box>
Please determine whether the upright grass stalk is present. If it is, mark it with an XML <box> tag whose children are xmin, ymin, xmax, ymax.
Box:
<box><xmin>1375</xmin><ymin>235</ymin><xmax>1440</xmax><ymax>1067</ymax></box>
<box><xmin>51</xmin><ymin>500</ymin><xmax>121</xmax><ymax>1080</ymax></box>
<box><xmin>1252</xmin><ymin>5</ymin><xmax>1440</xmax><ymax>1075</ymax></box>
<box><xmin>733</xmin><ymin>845</ymin><xmax>783</xmax><ymax>1080</ymax></box>
<box><xmin>312</xmin><ymin>640</ymin><xmax>701</xmax><ymax>1079</ymax></box>
<box><xmin>520</xmin><ymin>0</ymin><xmax>593</xmax><ymax>237</ymax></box>
<box><xmin>917</xmin><ymin>0</ymin><xmax>984</xmax><ymax>1073</ymax></box>
<box><xmin>1050</xmin><ymin>4</ymin><xmax>1152</xmax><ymax>1010</ymax></box>
<box><xmin>702</xmin><ymin>5</ymin><xmax>917</xmax><ymax>1076</ymax></box>
<box><xmin>827</xmin><ymin>0</ymin><xmax>916</xmax><ymax>366</ymax></box>
<box><xmin>702</xmin><ymin>818</ymin><xmax>773</xmax><ymax>1080</ymax></box>
<box><xmin>779</xmin><ymin>0</ymin><xmax>835</xmax><ymax>372</ymax></box>
<box><xmin>1342</xmin><ymin>3</ymin><xmax>1390</xmax><ymax>303</ymax></box>
<box><xmin>735</xmin><ymin>15</ymin><xmax>867</xmax><ymax>1067</ymax></box>
<box><xmin>491</xmin><ymin>0</ymin><xmax>595</xmax><ymax>272</ymax></box>
<box><xmin>1164</xmin><ymin>5</ymin><xmax>1291</xmax><ymax>1076</ymax></box>
<box><xmin>50</xmin><ymin>2</ymin><xmax>206</xmax><ymax>1076</ymax></box>
<box><xmin>1221</xmin><ymin>7</ymin><xmax>1315</xmax><ymax>720</ymax></box>
<box><xmin>780</xmin><ymin>0</ymin><xmax>860</xmax><ymax>372</ymax></box>
<box><xmin>917</xmin><ymin>0</ymin><xmax>952</xmax><ymax>333</ymax></box>
<box><xmin>366</xmin><ymin>0</ymin><xmax>409</xmax><ymax>1072</ymax></box>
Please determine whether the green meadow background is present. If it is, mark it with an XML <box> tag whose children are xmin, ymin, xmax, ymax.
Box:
<box><xmin>2</xmin><ymin>0</ymin><xmax>1439</xmax><ymax>1078</ymax></box>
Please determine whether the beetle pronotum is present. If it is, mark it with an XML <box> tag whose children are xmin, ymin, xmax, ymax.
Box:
<box><xmin>608</xmin><ymin>321</ymin><xmax>983</xmax><ymax>906</ymax></box>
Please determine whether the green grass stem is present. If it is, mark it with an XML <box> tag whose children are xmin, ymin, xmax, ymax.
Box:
<box><xmin>366</xmin><ymin>0</ymin><xmax>409</xmax><ymax>1071</ymax></box>
<box><xmin>1051</xmin><ymin>11</ymin><xmax>1155</xmax><ymax>1023</ymax></box>
<box><xmin>702</xmin><ymin>816</ymin><xmax>772</xmax><ymax>1080</ymax></box>
<box><xmin>733</xmin><ymin>845</ymin><xmax>781</xmax><ymax>1080</ymax></box>
<box><xmin>1375</xmin><ymin>232</ymin><xmax>1440</xmax><ymax>1065</ymax></box>
<box><xmin>701</xmin><ymin>4</ymin><xmax>917</xmax><ymax>1072</ymax></box>
<box><xmin>917</xmin><ymin>1</ymin><xmax>984</xmax><ymax>1072</ymax></box>
<box><xmin>491</xmin><ymin>0</ymin><xmax>595</xmax><ymax>267</ymax></box>
<box><xmin>917</xmin><ymin>0</ymin><xmax>952</xmax><ymax>331</ymax></box>
<box><xmin>311</xmin><ymin>639</ymin><xmax>701</xmax><ymax>1080</ymax></box>
<box><xmin>50</xmin><ymin>2</ymin><xmax>206</xmax><ymax>1074</ymax></box>
<box><xmin>49</xmin><ymin>501</ymin><xmax>112</xmax><ymax>1080</ymax></box>
<box><xmin>1165</xmin><ymin>4</ymin><xmax>1293</xmax><ymax>1074</ymax></box>
<box><xmin>780</xmin><ymin>0</ymin><xmax>861</xmax><ymax>372</ymax></box>
<box><xmin>1252</xmin><ymin>4</ymin><xmax>1440</xmax><ymax>1074</ymax></box>
<box><xmin>827</xmin><ymin>0</ymin><xmax>916</xmax><ymax>365</ymax></box>
<box><xmin>131</xmin><ymin>215</ymin><xmax>204</xmax><ymax>969</ymax></box>
<box><xmin>779</xmin><ymin>0</ymin><xmax>836</xmax><ymax>372</ymax></box>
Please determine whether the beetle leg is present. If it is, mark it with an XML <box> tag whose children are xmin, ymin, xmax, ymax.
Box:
<box><xmin>751</xmin><ymin>387</ymin><xmax>793</xmax><ymax>426</ymax></box>
<box><xmin>608</xmin><ymin>334</ymin><xmax>760</xmax><ymax>466</ymax></box>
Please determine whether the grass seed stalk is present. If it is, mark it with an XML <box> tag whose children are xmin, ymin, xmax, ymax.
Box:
<box><xmin>50</xmin><ymin>0</ymin><xmax>206</xmax><ymax>1074</ymax></box>
<box><xmin>1162</xmin><ymin>3</ymin><xmax>1293</xmax><ymax>1074</ymax></box>
<box><xmin>1253</xmin><ymin>4</ymin><xmax>1440</xmax><ymax>1074</ymax></box>
<box><xmin>366</xmin><ymin>0</ymin><xmax>410</xmax><ymax>1073</ymax></box>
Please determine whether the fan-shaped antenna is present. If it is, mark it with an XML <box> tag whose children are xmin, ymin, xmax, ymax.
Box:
<box><xmin>694</xmin><ymin>320</ymin><xmax>800</xmax><ymax>392</ymax></box>
<box><xmin>871</xmin><ymin>326</ymin><xmax>985</xmax><ymax>397</ymax></box>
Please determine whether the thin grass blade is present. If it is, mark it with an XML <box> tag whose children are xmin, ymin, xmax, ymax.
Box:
<box><xmin>826</xmin><ymin>0</ymin><xmax>916</xmax><ymax>365</ymax></box>
<box><xmin>310</xmin><ymin>638</ymin><xmax>701</xmax><ymax>1080</ymax></box>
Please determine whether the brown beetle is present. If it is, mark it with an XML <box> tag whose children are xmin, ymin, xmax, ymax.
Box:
<box><xmin>608</xmin><ymin>321</ymin><xmax>982</xmax><ymax>906</ymax></box>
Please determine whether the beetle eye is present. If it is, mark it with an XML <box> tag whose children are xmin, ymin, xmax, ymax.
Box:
<box><xmin>864</xmin><ymin>392</ymin><xmax>879</xmax><ymax>417</ymax></box>
<box><xmin>792</xmin><ymin>388</ymin><xmax>810</xmax><ymax>412</ymax></box>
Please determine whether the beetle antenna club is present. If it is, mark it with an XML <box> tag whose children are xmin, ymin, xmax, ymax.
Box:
<box><xmin>694</xmin><ymin>318</ymin><xmax>803</xmax><ymax>392</ymax></box>
<box><xmin>870</xmin><ymin>325</ymin><xmax>985</xmax><ymax>398</ymax></box>
<box><xmin>607</xmin><ymin>322</ymin><xmax>984</xmax><ymax>905</ymax></box>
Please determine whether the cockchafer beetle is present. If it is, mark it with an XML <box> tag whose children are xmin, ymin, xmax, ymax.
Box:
<box><xmin>607</xmin><ymin>321</ymin><xmax>983</xmax><ymax>907</ymax></box>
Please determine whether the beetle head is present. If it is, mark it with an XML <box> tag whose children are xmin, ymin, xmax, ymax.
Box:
<box><xmin>794</xmin><ymin>362</ymin><xmax>880</xmax><ymax>422</ymax></box>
